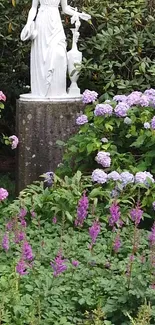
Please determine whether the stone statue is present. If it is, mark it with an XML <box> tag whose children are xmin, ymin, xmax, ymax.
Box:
<box><xmin>20</xmin><ymin>0</ymin><xmax>90</xmax><ymax>100</ymax></box>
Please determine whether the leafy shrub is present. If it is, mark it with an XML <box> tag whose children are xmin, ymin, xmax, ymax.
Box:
<box><xmin>58</xmin><ymin>89</ymin><xmax>155</xmax><ymax>178</ymax></box>
<box><xmin>79</xmin><ymin>0</ymin><xmax>155</xmax><ymax>95</ymax></box>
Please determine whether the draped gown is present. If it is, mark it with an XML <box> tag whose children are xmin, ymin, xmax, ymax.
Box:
<box><xmin>31</xmin><ymin>0</ymin><xmax>67</xmax><ymax>97</ymax></box>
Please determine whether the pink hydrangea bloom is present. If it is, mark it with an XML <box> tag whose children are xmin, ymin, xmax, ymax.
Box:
<box><xmin>0</xmin><ymin>188</ymin><xmax>9</xmax><ymax>201</ymax></box>
<box><xmin>0</xmin><ymin>91</ymin><xmax>6</xmax><ymax>101</ymax></box>
<box><xmin>9</xmin><ymin>135</ymin><xmax>19</xmax><ymax>149</ymax></box>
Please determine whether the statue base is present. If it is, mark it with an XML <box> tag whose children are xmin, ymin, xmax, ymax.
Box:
<box><xmin>16</xmin><ymin>99</ymin><xmax>84</xmax><ymax>193</ymax></box>
<box><xmin>20</xmin><ymin>93</ymin><xmax>82</xmax><ymax>102</ymax></box>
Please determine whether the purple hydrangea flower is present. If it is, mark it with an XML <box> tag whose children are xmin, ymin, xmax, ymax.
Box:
<box><xmin>95</xmin><ymin>151</ymin><xmax>111</xmax><ymax>168</ymax></box>
<box><xmin>144</xmin><ymin>88</ymin><xmax>155</xmax><ymax>100</ymax></box>
<box><xmin>50</xmin><ymin>252</ymin><xmax>67</xmax><ymax>277</ymax></box>
<box><xmin>82</xmin><ymin>89</ymin><xmax>98</xmax><ymax>104</ymax></box>
<box><xmin>152</xmin><ymin>202</ymin><xmax>155</xmax><ymax>211</ymax></box>
<box><xmin>2</xmin><ymin>233</ymin><xmax>9</xmax><ymax>251</ymax></box>
<box><xmin>76</xmin><ymin>114</ymin><xmax>88</xmax><ymax>125</ymax></box>
<box><xmin>101</xmin><ymin>137</ymin><xmax>108</xmax><ymax>143</ymax></box>
<box><xmin>135</xmin><ymin>171</ymin><xmax>154</xmax><ymax>185</ymax></box>
<box><xmin>124</xmin><ymin>117</ymin><xmax>132</xmax><ymax>125</ymax></box>
<box><xmin>43</xmin><ymin>171</ymin><xmax>54</xmax><ymax>188</ymax></box>
<box><xmin>9</xmin><ymin>135</ymin><xmax>19</xmax><ymax>149</ymax></box>
<box><xmin>120</xmin><ymin>171</ymin><xmax>134</xmax><ymax>186</ymax></box>
<box><xmin>92</xmin><ymin>169</ymin><xmax>108</xmax><ymax>184</ymax></box>
<box><xmin>139</xmin><ymin>94</ymin><xmax>150</xmax><ymax>107</ymax></box>
<box><xmin>72</xmin><ymin>260</ymin><xmax>79</xmax><ymax>267</ymax></box>
<box><xmin>94</xmin><ymin>104</ymin><xmax>113</xmax><ymax>116</ymax></box>
<box><xmin>151</xmin><ymin>116</ymin><xmax>155</xmax><ymax>129</ymax></box>
<box><xmin>22</xmin><ymin>241</ymin><xmax>34</xmax><ymax>261</ymax></box>
<box><xmin>89</xmin><ymin>220</ymin><xmax>100</xmax><ymax>246</ymax></box>
<box><xmin>127</xmin><ymin>91</ymin><xmax>142</xmax><ymax>106</ymax></box>
<box><xmin>108</xmin><ymin>171</ymin><xmax>121</xmax><ymax>181</ymax></box>
<box><xmin>144</xmin><ymin>122</ymin><xmax>151</xmax><ymax>129</ymax></box>
<box><xmin>75</xmin><ymin>192</ymin><xmax>89</xmax><ymax>227</ymax></box>
<box><xmin>109</xmin><ymin>201</ymin><xmax>121</xmax><ymax>228</ymax></box>
<box><xmin>110</xmin><ymin>189</ymin><xmax>119</xmax><ymax>198</ymax></box>
<box><xmin>0</xmin><ymin>188</ymin><xmax>8</xmax><ymax>201</ymax></box>
<box><xmin>113</xmin><ymin>234</ymin><xmax>121</xmax><ymax>252</ymax></box>
<box><xmin>16</xmin><ymin>260</ymin><xmax>28</xmax><ymax>275</ymax></box>
<box><xmin>113</xmin><ymin>95</ymin><xmax>127</xmax><ymax>102</ymax></box>
<box><xmin>114</xmin><ymin>102</ymin><xmax>130</xmax><ymax>117</ymax></box>
<box><xmin>130</xmin><ymin>204</ymin><xmax>143</xmax><ymax>226</ymax></box>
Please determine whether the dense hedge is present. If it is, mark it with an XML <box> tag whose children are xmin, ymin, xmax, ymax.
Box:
<box><xmin>1</xmin><ymin>0</ymin><xmax>155</xmax><ymax>127</ymax></box>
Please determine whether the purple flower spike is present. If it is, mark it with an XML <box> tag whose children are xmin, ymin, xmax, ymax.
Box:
<box><xmin>113</xmin><ymin>234</ymin><xmax>121</xmax><ymax>253</ymax></box>
<box><xmin>22</xmin><ymin>241</ymin><xmax>34</xmax><ymax>261</ymax></box>
<box><xmin>75</xmin><ymin>192</ymin><xmax>89</xmax><ymax>227</ymax></box>
<box><xmin>19</xmin><ymin>208</ymin><xmax>27</xmax><ymax>219</ymax></box>
<box><xmin>16</xmin><ymin>260</ymin><xmax>28</xmax><ymax>276</ymax></box>
<box><xmin>89</xmin><ymin>220</ymin><xmax>100</xmax><ymax>246</ymax></box>
<box><xmin>109</xmin><ymin>201</ymin><xmax>121</xmax><ymax>228</ymax></box>
<box><xmin>6</xmin><ymin>221</ymin><xmax>13</xmax><ymax>231</ymax></box>
<box><xmin>130</xmin><ymin>204</ymin><xmax>143</xmax><ymax>226</ymax></box>
<box><xmin>30</xmin><ymin>210</ymin><xmax>36</xmax><ymax>218</ymax></box>
<box><xmin>50</xmin><ymin>252</ymin><xmax>67</xmax><ymax>277</ymax></box>
<box><xmin>149</xmin><ymin>222</ymin><xmax>155</xmax><ymax>245</ymax></box>
<box><xmin>52</xmin><ymin>216</ymin><xmax>57</xmax><ymax>224</ymax></box>
<box><xmin>14</xmin><ymin>231</ymin><xmax>25</xmax><ymax>244</ymax></box>
<box><xmin>2</xmin><ymin>233</ymin><xmax>9</xmax><ymax>251</ymax></box>
<box><xmin>72</xmin><ymin>260</ymin><xmax>79</xmax><ymax>267</ymax></box>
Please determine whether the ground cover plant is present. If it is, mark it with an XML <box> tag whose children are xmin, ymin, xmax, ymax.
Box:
<box><xmin>1</xmin><ymin>171</ymin><xmax>155</xmax><ymax>324</ymax></box>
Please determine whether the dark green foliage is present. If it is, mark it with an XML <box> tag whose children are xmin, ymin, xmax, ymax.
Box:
<box><xmin>79</xmin><ymin>0</ymin><xmax>155</xmax><ymax>96</ymax></box>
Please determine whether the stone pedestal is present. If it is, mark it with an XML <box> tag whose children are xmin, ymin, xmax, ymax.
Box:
<box><xmin>16</xmin><ymin>99</ymin><xmax>84</xmax><ymax>192</ymax></box>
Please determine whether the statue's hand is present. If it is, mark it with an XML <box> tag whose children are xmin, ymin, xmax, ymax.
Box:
<box><xmin>21</xmin><ymin>22</ymin><xmax>37</xmax><ymax>41</ymax></box>
<box><xmin>79</xmin><ymin>12</ymin><xmax>91</xmax><ymax>21</ymax></box>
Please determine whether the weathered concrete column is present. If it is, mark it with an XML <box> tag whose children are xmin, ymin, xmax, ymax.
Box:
<box><xmin>16</xmin><ymin>100</ymin><xmax>84</xmax><ymax>192</ymax></box>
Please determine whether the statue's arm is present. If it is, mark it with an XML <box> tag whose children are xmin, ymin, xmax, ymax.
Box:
<box><xmin>60</xmin><ymin>0</ymin><xmax>77</xmax><ymax>15</ymax></box>
<box><xmin>26</xmin><ymin>0</ymin><xmax>39</xmax><ymax>25</ymax></box>
<box><xmin>60</xmin><ymin>0</ymin><xmax>90</xmax><ymax>21</ymax></box>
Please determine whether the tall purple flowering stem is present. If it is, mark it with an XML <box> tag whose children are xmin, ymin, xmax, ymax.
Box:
<box><xmin>89</xmin><ymin>219</ymin><xmax>101</xmax><ymax>249</ymax></box>
<box><xmin>148</xmin><ymin>222</ymin><xmax>155</xmax><ymax>287</ymax></box>
<box><xmin>50</xmin><ymin>252</ymin><xmax>67</xmax><ymax>277</ymax></box>
<box><xmin>109</xmin><ymin>201</ymin><xmax>121</xmax><ymax>229</ymax></box>
<box><xmin>75</xmin><ymin>192</ymin><xmax>89</xmax><ymax>227</ymax></box>
<box><xmin>127</xmin><ymin>205</ymin><xmax>141</xmax><ymax>289</ymax></box>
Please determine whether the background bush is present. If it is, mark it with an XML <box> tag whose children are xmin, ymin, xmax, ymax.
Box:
<box><xmin>1</xmin><ymin>0</ymin><xmax>155</xmax><ymax>130</ymax></box>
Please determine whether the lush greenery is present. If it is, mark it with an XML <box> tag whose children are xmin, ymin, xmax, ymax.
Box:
<box><xmin>2</xmin><ymin>0</ymin><xmax>155</xmax><ymax>322</ymax></box>
<box><xmin>0</xmin><ymin>173</ymin><xmax>155</xmax><ymax>324</ymax></box>
<box><xmin>1</xmin><ymin>0</ymin><xmax>155</xmax><ymax>128</ymax></box>
<box><xmin>81</xmin><ymin>0</ymin><xmax>155</xmax><ymax>95</ymax></box>
<box><xmin>58</xmin><ymin>90</ymin><xmax>155</xmax><ymax>178</ymax></box>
